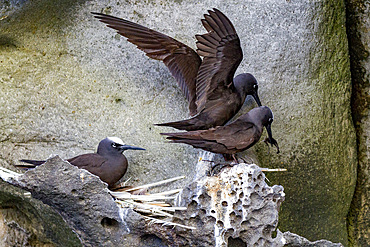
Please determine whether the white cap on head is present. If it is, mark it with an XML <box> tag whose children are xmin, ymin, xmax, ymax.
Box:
<box><xmin>107</xmin><ymin>137</ymin><xmax>125</xmax><ymax>145</ymax></box>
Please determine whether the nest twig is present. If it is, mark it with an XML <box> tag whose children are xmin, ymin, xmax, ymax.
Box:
<box><xmin>0</xmin><ymin>166</ymin><xmax>20</xmax><ymax>181</ymax></box>
<box><xmin>123</xmin><ymin>176</ymin><xmax>185</xmax><ymax>192</ymax></box>
<box><xmin>260</xmin><ymin>168</ymin><xmax>287</xmax><ymax>172</ymax></box>
<box><xmin>110</xmin><ymin>176</ymin><xmax>194</xmax><ymax>230</ymax></box>
<box><xmin>143</xmin><ymin>215</ymin><xmax>196</xmax><ymax>230</ymax></box>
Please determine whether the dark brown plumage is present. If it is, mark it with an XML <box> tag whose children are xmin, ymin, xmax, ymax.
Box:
<box><xmin>17</xmin><ymin>137</ymin><xmax>145</xmax><ymax>188</ymax></box>
<box><xmin>161</xmin><ymin>106</ymin><xmax>279</xmax><ymax>158</ymax></box>
<box><xmin>92</xmin><ymin>9</ymin><xmax>261</xmax><ymax>130</ymax></box>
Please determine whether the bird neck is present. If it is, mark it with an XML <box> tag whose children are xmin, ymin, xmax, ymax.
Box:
<box><xmin>233</xmin><ymin>83</ymin><xmax>248</xmax><ymax>102</ymax></box>
<box><xmin>98</xmin><ymin>149</ymin><xmax>124</xmax><ymax>158</ymax></box>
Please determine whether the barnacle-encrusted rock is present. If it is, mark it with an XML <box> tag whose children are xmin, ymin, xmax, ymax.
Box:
<box><xmin>174</xmin><ymin>164</ymin><xmax>285</xmax><ymax>246</ymax></box>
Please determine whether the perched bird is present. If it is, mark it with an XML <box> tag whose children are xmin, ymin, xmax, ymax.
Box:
<box><xmin>92</xmin><ymin>8</ymin><xmax>262</xmax><ymax>131</ymax></box>
<box><xmin>17</xmin><ymin>137</ymin><xmax>145</xmax><ymax>188</ymax></box>
<box><xmin>161</xmin><ymin>106</ymin><xmax>279</xmax><ymax>162</ymax></box>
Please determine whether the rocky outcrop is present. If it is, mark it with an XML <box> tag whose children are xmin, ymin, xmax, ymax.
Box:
<box><xmin>0</xmin><ymin>181</ymin><xmax>81</xmax><ymax>247</ymax></box>
<box><xmin>0</xmin><ymin>156</ymin><xmax>343</xmax><ymax>246</ymax></box>
<box><xmin>173</xmin><ymin>164</ymin><xmax>285</xmax><ymax>246</ymax></box>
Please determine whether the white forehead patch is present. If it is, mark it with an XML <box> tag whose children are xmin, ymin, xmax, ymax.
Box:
<box><xmin>107</xmin><ymin>137</ymin><xmax>124</xmax><ymax>145</ymax></box>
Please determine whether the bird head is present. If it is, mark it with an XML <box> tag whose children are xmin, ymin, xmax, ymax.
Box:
<box><xmin>98</xmin><ymin>137</ymin><xmax>145</xmax><ymax>156</ymax></box>
<box><xmin>234</xmin><ymin>73</ymin><xmax>261</xmax><ymax>106</ymax></box>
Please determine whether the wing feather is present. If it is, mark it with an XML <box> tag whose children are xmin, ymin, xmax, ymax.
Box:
<box><xmin>162</xmin><ymin>119</ymin><xmax>256</xmax><ymax>151</ymax></box>
<box><xmin>92</xmin><ymin>12</ymin><xmax>201</xmax><ymax>115</ymax></box>
<box><xmin>195</xmin><ymin>9</ymin><xmax>243</xmax><ymax>113</ymax></box>
<box><xmin>67</xmin><ymin>153</ymin><xmax>107</xmax><ymax>168</ymax></box>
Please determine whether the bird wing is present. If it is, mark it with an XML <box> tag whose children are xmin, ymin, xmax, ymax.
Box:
<box><xmin>92</xmin><ymin>12</ymin><xmax>201</xmax><ymax>116</ymax></box>
<box><xmin>67</xmin><ymin>153</ymin><xmax>107</xmax><ymax>168</ymax></box>
<box><xmin>195</xmin><ymin>8</ymin><xmax>243</xmax><ymax>112</ymax></box>
<box><xmin>163</xmin><ymin>120</ymin><xmax>256</xmax><ymax>151</ymax></box>
<box><xmin>199</xmin><ymin>120</ymin><xmax>257</xmax><ymax>150</ymax></box>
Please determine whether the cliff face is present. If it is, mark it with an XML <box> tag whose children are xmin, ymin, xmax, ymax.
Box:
<box><xmin>345</xmin><ymin>0</ymin><xmax>370</xmax><ymax>246</ymax></box>
<box><xmin>0</xmin><ymin>0</ymin><xmax>367</xmax><ymax>246</ymax></box>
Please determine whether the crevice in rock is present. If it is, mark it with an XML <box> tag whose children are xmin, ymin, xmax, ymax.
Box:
<box><xmin>344</xmin><ymin>0</ymin><xmax>370</xmax><ymax>246</ymax></box>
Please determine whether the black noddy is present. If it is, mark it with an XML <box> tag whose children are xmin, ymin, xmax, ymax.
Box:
<box><xmin>92</xmin><ymin>8</ymin><xmax>262</xmax><ymax>131</ymax></box>
<box><xmin>161</xmin><ymin>106</ymin><xmax>279</xmax><ymax>161</ymax></box>
<box><xmin>17</xmin><ymin>137</ymin><xmax>145</xmax><ymax>188</ymax></box>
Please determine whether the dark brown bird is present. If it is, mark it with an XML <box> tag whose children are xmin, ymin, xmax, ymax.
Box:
<box><xmin>92</xmin><ymin>8</ymin><xmax>262</xmax><ymax>131</ymax></box>
<box><xmin>161</xmin><ymin>106</ymin><xmax>279</xmax><ymax>161</ymax></box>
<box><xmin>17</xmin><ymin>137</ymin><xmax>145</xmax><ymax>188</ymax></box>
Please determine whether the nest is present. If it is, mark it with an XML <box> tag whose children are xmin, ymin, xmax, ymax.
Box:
<box><xmin>109</xmin><ymin>175</ymin><xmax>195</xmax><ymax>230</ymax></box>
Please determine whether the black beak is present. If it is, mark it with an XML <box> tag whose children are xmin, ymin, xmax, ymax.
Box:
<box><xmin>252</xmin><ymin>92</ymin><xmax>262</xmax><ymax>107</ymax></box>
<box><xmin>265</xmin><ymin>124</ymin><xmax>280</xmax><ymax>154</ymax></box>
<box><xmin>120</xmin><ymin>145</ymin><xmax>145</xmax><ymax>151</ymax></box>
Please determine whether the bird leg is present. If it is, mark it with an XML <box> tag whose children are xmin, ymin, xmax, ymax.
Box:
<box><xmin>238</xmin><ymin>156</ymin><xmax>248</xmax><ymax>163</ymax></box>
<box><xmin>201</xmin><ymin>159</ymin><xmax>215</xmax><ymax>163</ymax></box>
<box><xmin>232</xmin><ymin>154</ymin><xmax>239</xmax><ymax>164</ymax></box>
<box><xmin>210</xmin><ymin>154</ymin><xmax>240</xmax><ymax>176</ymax></box>
<box><xmin>210</xmin><ymin>162</ymin><xmax>230</xmax><ymax>176</ymax></box>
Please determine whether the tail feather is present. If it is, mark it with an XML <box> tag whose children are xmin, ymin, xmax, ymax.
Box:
<box><xmin>17</xmin><ymin>159</ymin><xmax>46</xmax><ymax>168</ymax></box>
<box><xmin>155</xmin><ymin>120</ymin><xmax>195</xmax><ymax>131</ymax></box>
<box><xmin>161</xmin><ymin>131</ymin><xmax>211</xmax><ymax>147</ymax></box>
<box><xmin>155</xmin><ymin>117</ymin><xmax>206</xmax><ymax>131</ymax></box>
<box><xmin>160</xmin><ymin>131</ymin><xmax>205</xmax><ymax>140</ymax></box>
<box><xmin>161</xmin><ymin>131</ymin><xmax>228</xmax><ymax>154</ymax></box>
<box><xmin>166</xmin><ymin>137</ymin><xmax>223</xmax><ymax>154</ymax></box>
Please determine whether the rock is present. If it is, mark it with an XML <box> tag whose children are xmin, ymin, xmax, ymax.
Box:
<box><xmin>11</xmin><ymin>156</ymin><xmax>133</xmax><ymax>246</ymax></box>
<box><xmin>249</xmin><ymin>1</ymin><xmax>356</xmax><ymax>244</ymax></box>
<box><xmin>0</xmin><ymin>181</ymin><xmax>81</xmax><ymax>246</ymax></box>
<box><xmin>345</xmin><ymin>0</ymin><xmax>370</xmax><ymax>246</ymax></box>
<box><xmin>0</xmin><ymin>157</ymin><xmax>343</xmax><ymax>246</ymax></box>
<box><xmin>0</xmin><ymin>0</ymin><xmax>28</xmax><ymax>19</ymax></box>
<box><xmin>173</xmin><ymin>164</ymin><xmax>286</xmax><ymax>246</ymax></box>
<box><xmin>0</xmin><ymin>0</ymin><xmax>366</xmax><ymax>245</ymax></box>
<box><xmin>282</xmin><ymin>232</ymin><xmax>344</xmax><ymax>247</ymax></box>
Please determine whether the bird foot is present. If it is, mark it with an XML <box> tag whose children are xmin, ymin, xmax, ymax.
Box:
<box><xmin>210</xmin><ymin>161</ymin><xmax>237</xmax><ymax>176</ymax></box>
<box><xmin>263</xmin><ymin>137</ymin><xmax>280</xmax><ymax>154</ymax></box>
<box><xmin>200</xmin><ymin>159</ymin><xmax>215</xmax><ymax>163</ymax></box>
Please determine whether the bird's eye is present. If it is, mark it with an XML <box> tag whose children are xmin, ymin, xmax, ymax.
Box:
<box><xmin>112</xmin><ymin>143</ymin><xmax>117</xmax><ymax>148</ymax></box>
<box><xmin>269</xmin><ymin>118</ymin><xmax>273</xmax><ymax>123</ymax></box>
<box><xmin>253</xmin><ymin>84</ymin><xmax>258</xmax><ymax>89</ymax></box>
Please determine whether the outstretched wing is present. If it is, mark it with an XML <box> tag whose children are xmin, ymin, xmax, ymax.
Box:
<box><xmin>195</xmin><ymin>8</ymin><xmax>243</xmax><ymax>112</ymax></box>
<box><xmin>92</xmin><ymin>12</ymin><xmax>201</xmax><ymax>116</ymax></box>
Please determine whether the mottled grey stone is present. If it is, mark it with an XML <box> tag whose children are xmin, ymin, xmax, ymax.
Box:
<box><xmin>0</xmin><ymin>0</ymin><xmax>364</xmax><ymax>245</ymax></box>
<box><xmin>11</xmin><ymin>156</ymin><xmax>134</xmax><ymax>247</ymax></box>
<box><xmin>1</xmin><ymin>158</ymin><xmax>344</xmax><ymax>247</ymax></box>
<box><xmin>283</xmin><ymin>232</ymin><xmax>344</xmax><ymax>247</ymax></box>
<box><xmin>0</xmin><ymin>181</ymin><xmax>81</xmax><ymax>247</ymax></box>
<box><xmin>174</xmin><ymin>163</ymin><xmax>286</xmax><ymax>247</ymax></box>
<box><xmin>0</xmin><ymin>0</ymin><xmax>28</xmax><ymax>19</ymax></box>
